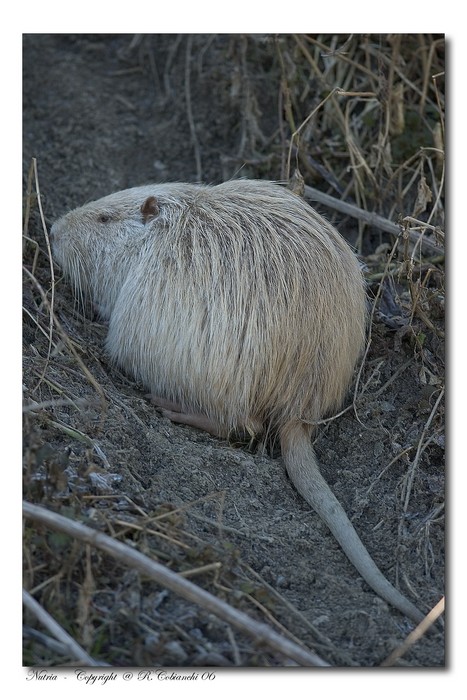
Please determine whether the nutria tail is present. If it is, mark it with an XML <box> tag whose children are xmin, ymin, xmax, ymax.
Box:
<box><xmin>280</xmin><ymin>422</ymin><xmax>424</xmax><ymax>624</ymax></box>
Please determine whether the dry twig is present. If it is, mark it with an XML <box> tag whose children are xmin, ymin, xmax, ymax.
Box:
<box><xmin>23</xmin><ymin>589</ymin><xmax>107</xmax><ymax>666</ymax></box>
<box><xmin>304</xmin><ymin>185</ymin><xmax>443</xmax><ymax>256</ymax></box>
<box><xmin>381</xmin><ymin>597</ymin><xmax>445</xmax><ymax>666</ymax></box>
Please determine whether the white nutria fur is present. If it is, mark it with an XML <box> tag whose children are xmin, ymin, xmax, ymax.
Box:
<box><xmin>51</xmin><ymin>179</ymin><xmax>424</xmax><ymax>623</ymax></box>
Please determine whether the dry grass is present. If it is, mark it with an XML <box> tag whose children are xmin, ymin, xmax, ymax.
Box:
<box><xmin>22</xmin><ymin>33</ymin><xmax>445</xmax><ymax>667</ymax></box>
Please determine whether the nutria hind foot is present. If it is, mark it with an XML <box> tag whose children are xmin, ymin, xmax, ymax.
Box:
<box><xmin>149</xmin><ymin>394</ymin><xmax>223</xmax><ymax>437</ymax></box>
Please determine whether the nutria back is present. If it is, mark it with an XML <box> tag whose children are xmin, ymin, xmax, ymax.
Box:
<box><xmin>52</xmin><ymin>179</ymin><xmax>366</xmax><ymax>440</ymax></box>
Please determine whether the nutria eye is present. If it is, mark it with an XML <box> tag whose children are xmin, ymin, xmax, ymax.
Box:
<box><xmin>98</xmin><ymin>214</ymin><xmax>111</xmax><ymax>223</ymax></box>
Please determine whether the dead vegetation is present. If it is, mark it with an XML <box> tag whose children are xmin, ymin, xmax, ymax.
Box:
<box><xmin>23</xmin><ymin>34</ymin><xmax>445</xmax><ymax>667</ymax></box>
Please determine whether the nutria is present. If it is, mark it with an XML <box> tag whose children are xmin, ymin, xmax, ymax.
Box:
<box><xmin>50</xmin><ymin>179</ymin><xmax>424</xmax><ymax>623</ymax></box>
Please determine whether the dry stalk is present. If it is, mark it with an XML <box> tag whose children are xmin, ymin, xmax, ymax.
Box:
<box><xmin>23</xmin><ymin>589</ymin><xmax>107</xmax><ymax>666</ymax></box>
<box><xmin>23</xmin><ymin>267</ymin><xmax>107</xmax><ymax>420</ymax></box>
<box><xmin>111</xmin><ymin>517</ymin><xmax>193</xmax><ymax>551</ymax></box>
<box><xmin>401</xmin><ymin>387</ymin><xmax>445</xmax><ymax>513</ymax></box>
<box><xmin>23</xmin><ymin>159</ymin><xmax>56</xmax><ymax>391</ymax></box>
<box><xmin>184</xmin><ymin>35</ymin><xmax>202</xmax><ymax>181</ymax></box>
<box><xmin>380</xmin><ymin>596</ymin><xmax>445</xmax><ymax>666</ymax></box>
<box><xmin>304</xmin><ymin>34</ymin><xmax>378</xmax><ymax>83</ymax></box>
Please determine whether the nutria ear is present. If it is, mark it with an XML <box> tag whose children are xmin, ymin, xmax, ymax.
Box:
<box><xmin>141</xmin><ymin>196</ymin><xmax>159</xmax><ymax>223</ymax></box>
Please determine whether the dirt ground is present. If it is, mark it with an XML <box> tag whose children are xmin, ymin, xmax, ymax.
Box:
<box><xmin>22</xmin><ymin>34</ymin><xmax>445</xmax><ymax>668</ymax></box>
